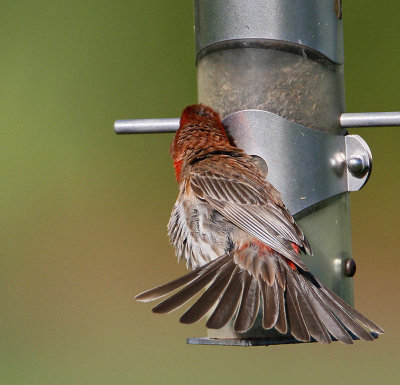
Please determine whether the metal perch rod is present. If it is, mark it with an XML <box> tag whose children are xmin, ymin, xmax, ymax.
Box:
<box><xmin>339</xmin><ymin>112</ymin><xmax>400</xmax><ymax>127</ymax></box>
<box><xmin>114</xmin><ymin>112</ymin><xmax>400</xmax><ymax>134</ymax></box>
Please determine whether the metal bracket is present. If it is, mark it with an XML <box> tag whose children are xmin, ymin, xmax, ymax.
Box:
<box><xmin>114</xmin><ymin>109</ymin><xmax>382</xmax><ymax>215</ymax></box>
<box><xmin>222</xmin><ymin>110</ymin><xmax>371</xmax><ymax>215</ymax></box>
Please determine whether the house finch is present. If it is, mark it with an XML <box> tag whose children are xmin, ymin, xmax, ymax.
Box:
<box><xmin>136</xmin><ymin>104</ymin><xmax>383</xmax><ymax>344</ymax></box>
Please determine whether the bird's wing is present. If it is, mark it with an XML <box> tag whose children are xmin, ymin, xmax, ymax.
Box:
<box><xmin>189</xmin><ymin>166</ymin><xmax>311</xmax><ymax>269</ymax></box>
<box><xmin>136</xmin><ymin>159</ymin><xmax>384</xmax><ymax>343</ymax></box>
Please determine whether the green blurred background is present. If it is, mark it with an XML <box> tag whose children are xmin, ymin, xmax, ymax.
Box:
<box><xmin>0</xmin><ymin>1</ymin><xmax>399</xmax><ymax>384</ymax></box>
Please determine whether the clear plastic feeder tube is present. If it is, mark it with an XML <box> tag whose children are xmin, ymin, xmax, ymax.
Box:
<box><xmin>197</xmin><ymin>42</ymin><xmax>353</xmax><ymax>339</ymax></box>
<box><xmin>198</xmin><ymin>44</ymin><xmax>345</xmax><ymax>132</ymax></box>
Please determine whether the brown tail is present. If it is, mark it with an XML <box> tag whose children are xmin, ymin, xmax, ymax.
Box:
<box><xmin>135</xmin><ymin>253</ymin><xmax>383</xmax><ymax>344</ymax></box>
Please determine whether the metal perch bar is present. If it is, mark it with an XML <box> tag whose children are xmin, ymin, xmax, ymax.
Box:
<box><xmin>340</xmin><ymin>112</ymin><xmax>400</xmax><ymax>127</ymax></box>
<box><xmin>114</xmin><ymin>112</ymin><xmax>400</xmax><ymax>134</ymax></box>
<box><xmin>114</xmin><ymin>118</ymin><xmax>179</xmax><ymax>134</ymax></box>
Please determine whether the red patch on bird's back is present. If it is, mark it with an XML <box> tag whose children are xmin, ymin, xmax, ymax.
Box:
<box><xmin>284</xmin><ymin>258</ymin><xmax>297</xmax><ymax>271</ymax></box>
<box><xmin>291</xmin><ymin>242</ymin><xmax>300</xmax><ymax>254</ymax></box>
<box><xmin>249</xmin><ymin>238</ymin><xmax>297</xmax><ymax>270</ymax></box>
<box><xmin>251</xmin><ymin>239</ymin><xmax>273</xmax><ymax>254</ymax></box>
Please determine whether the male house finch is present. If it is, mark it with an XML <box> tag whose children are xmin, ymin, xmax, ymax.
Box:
<box><xmin>136</xmin><ymin>104</ymin><xmax>383</xmax><ymax>344</ymax></box>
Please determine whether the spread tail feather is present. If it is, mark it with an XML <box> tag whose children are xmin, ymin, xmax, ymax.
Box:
<box><xmin>136</xmin><ymin>253</ymin><xmax>383</xmax><ymax>344</ymax></box>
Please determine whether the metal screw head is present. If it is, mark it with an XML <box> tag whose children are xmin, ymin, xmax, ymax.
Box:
<box><xmin>334</xmin><ymin>0</ymin><xmax>342</xmax><ymax>19</ymax></box>
<box><xmin>330</xmin><ymin>152</ymin><xmax>346</xmax><ymax>176</ymax></box>
<box><xmin>347</xmin><ymin>155</ymin><xmax>368</xmax><ymax>177</ymax></box>
<box><xmin>345</xmin><ymin>135</ymin><xmax>372</xmax><ymax>191</ymax></box>
<box><xmin>344</xmin><ymin>258</ymin><xmax>356</xmax><ymax>277</ymax></box>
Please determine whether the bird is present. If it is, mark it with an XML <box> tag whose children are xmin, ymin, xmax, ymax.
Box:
<box><xmin>135</xmin><ymin>104</ymin><xmax>383</xmax><ymax>344</ymax></box>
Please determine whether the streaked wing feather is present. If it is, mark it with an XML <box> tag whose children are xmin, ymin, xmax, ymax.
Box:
<box><xmin>301</xmin><ymin>281</ymin><xmax>354</xmax><ymax>344</ymax></box>
<box><xmin>151</xmin><ymin>256</ymin><xmax>231</xmax><ymax>314</ymax></box>
<box><xmin>311</xmin><ymin>286</ymin><xmax>375</xmax><ymax>341</ymax></box>
<box><xmin>135</xmin><ymin>254</ymin><xmax>230</xmax><ymax>301</ymax></box>
<box><xmin>208</xmin><ymin>198</ymin><xmax>308</xmax><ymax>270</ymax></box>
<box><xmin>234</xmin><ymin>274</ymin><xmax>260</xmax><ymax>332</ymax></box>
<box><xmin>261</xmin><ymin>279</ymin><xmax>279</xmax><ymax>329</ymax></box>
<box><xmin>191</xmin><ymin>172</ymin><xmax>311</xmax><ymax>257</ymax></box>
<box><xmin>290</xmin><ymin>273</ymin><xmax>332</xmax><ymax>343</ymax></box>
<box><xmin>179</xmin><ymin>261</ymin><xmax>236</xmax><ymax>324</ymax></box>
<box><xmin>260</xmin><ymin>258</ymin><xmax>276</xmax><ymax>286</ymax></box>
<box><xmin>319</xmin><ymin>283</ymin><xmax>384</xmax><ymax>334</ymax></box>
<box><xmin>275</xmin><ymin>284</ymin><xmax>288</xmax><ymax>334</ymax></box>
<box><xmin>206</xmin><ymin>267</ymin><xmax>243</xmax><ymax>329</ymax></box>
<box><xmin>286</xmin><ymin>272</ymin><xmax>310</xmax><ymax>342</ymax></box>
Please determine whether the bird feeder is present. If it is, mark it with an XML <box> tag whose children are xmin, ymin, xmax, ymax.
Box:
<box><xmin>115</xmin><ymin>0</ymin><xmax>398</xmax><ymax>346</ymax></box>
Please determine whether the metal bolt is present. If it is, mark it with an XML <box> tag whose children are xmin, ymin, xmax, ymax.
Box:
<box><xmin>347</xmin><ymin>155</ymin><xmax>368</xmax><ymax>177</ymax></box>
<box><xmin>330</xmin><ymin>152</ymin><xmax>346</xmax><ymax>176</ymax></box>
<box><xmin>344</xmin><ymin>258</ymin><xmax>356</xmax><ymax>277</ymax></box>
<box><xmin>334</xmin><ymin>0</ymin><xmax>342</xmax><ymax>20</ymax></box>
